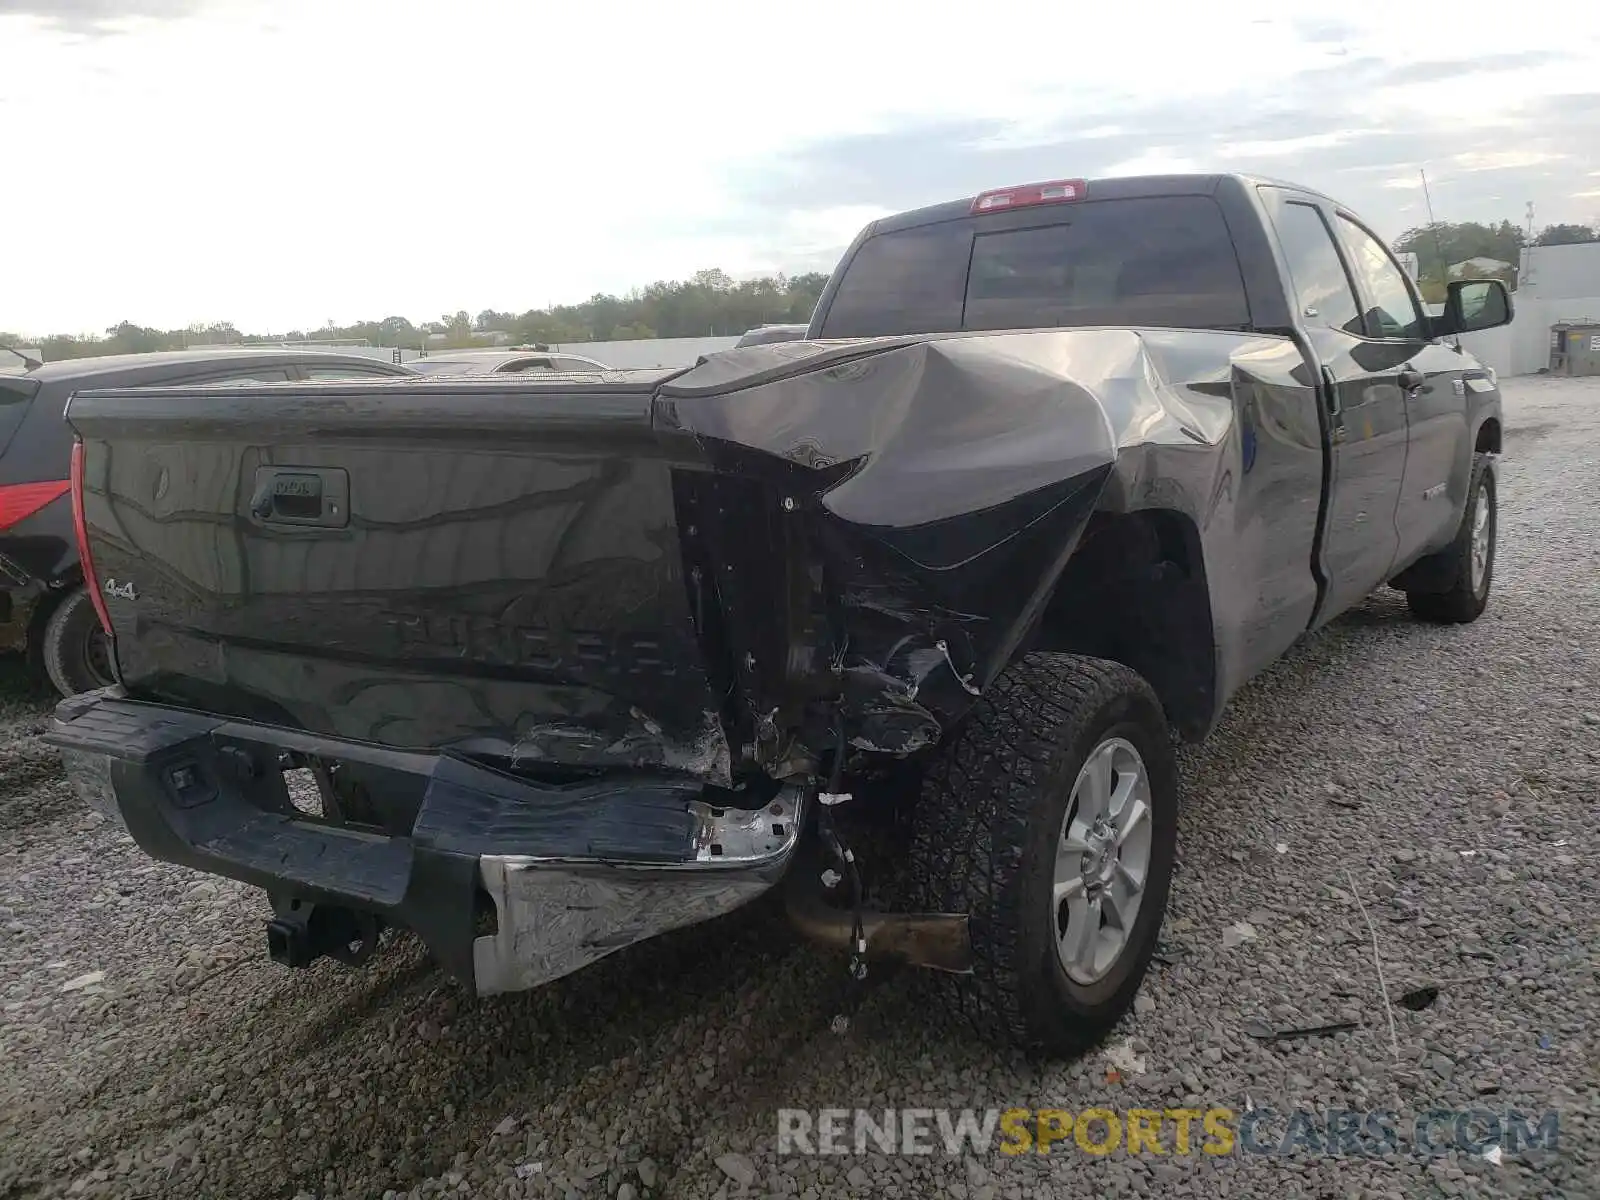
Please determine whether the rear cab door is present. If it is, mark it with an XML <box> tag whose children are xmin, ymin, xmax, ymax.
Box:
<box><xmin>1331</xmin><ymin>218</ymin><xmax>1470</xmax><ymax>569</ymax></box>
<box><xmin>1259</xmin><ymin>187</ymin><xmax>1412</xmax><ymax>625</ymax></box>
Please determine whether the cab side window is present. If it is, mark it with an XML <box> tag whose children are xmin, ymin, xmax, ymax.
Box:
<box><xmin>1269</xmin><ymin>201</ymin><xmax>1364</xmax><ymax>337</ymax></box>
<box><xmin>1337</xmin><ymin>218</ymin><xmax>1426</xmax><ymax>341</ymax></box>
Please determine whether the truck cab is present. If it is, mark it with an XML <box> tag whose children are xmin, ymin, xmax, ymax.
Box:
<box><xmin>808</xmin><ymin>173</ymin><xmax>1508</xmax><ymax>702</ymax></box>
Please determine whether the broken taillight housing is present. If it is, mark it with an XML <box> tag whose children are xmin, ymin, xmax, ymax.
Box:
<box><xmin>70</xmin><ymin>439</ymin><xmax>115</xmax><ymax>636</ymax></box>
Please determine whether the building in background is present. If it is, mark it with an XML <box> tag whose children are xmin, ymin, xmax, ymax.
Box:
<box><xmin>1504</xmin><ymin>242</ymin><xmax>1600</xmax><ymax>376</ymax></box>
<box><xmin>1449</xmin><ymin>256</ymin><xmax>1514</xmax><ymax>278</ymax></box>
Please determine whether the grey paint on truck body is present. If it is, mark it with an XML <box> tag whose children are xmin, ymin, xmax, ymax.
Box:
<box><xmin>665</xmin><ymin>326</ymin><xmax>1325</xmax><ymax>741</ymax></box>
<box><xmin>68</xmin><ymin>326</ymin><xmax>1321</xmax><ymax>777</ymax></box>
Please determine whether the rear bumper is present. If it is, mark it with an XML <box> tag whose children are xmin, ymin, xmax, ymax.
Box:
<box><xmin>46</xmin><ymin>688</ymin><xmax>803</xmax><ymax>995</ymax></box>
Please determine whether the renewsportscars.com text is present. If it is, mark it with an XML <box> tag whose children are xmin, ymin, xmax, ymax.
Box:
<box><xmin>777</xmin><ymin>1107</ymin><xmax>1560</xmax><ymax>1159</ymax></box>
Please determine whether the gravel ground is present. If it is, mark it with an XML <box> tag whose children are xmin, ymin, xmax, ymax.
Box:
<box><xmin>2</xmin><ymin>376</ymin><xmax>1597</xmax><ymax>1200</ymax></box>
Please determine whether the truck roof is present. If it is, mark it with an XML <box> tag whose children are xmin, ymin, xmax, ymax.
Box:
<box><xmin>867</xmin><ymin>172</ymin><xmax>1335</xmax><ymax>237</ymax></box>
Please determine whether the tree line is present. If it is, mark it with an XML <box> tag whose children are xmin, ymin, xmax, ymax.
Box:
<box><xmin>4</xmin><ymin>268</ymin><xmax>830</xmax><ymax>363</ymax></box>
<box><xmin>1394</xmin><ymin>221</ymin><xmax>1597</xmax><ymax>302</ymax></box>
<box><xmin>6</xmin><ymin>219</ymin><xmax>1597</xmax><ymax>363</ymax></box>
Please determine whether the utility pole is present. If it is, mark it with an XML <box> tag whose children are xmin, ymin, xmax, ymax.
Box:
<box><xmin>1524</xmin><ymin>202</ymin><xmax>1537</xmax><ymax>288</ymax></box>
<box><xmin>1420</xmin><ymin>168</ymin><xmax>1446</xmax><ymax>286</ymax></box>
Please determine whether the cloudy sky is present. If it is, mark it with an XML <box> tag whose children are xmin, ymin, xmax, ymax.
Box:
<box><xmin>3</xmin><ymin>0</ymin><xmax>1598</xmax><ymax>335</ymax></box>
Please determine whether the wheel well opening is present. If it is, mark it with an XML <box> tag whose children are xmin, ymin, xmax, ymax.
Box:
<box><xmin>1032</xmin><ymin>509</ymin><xmax>1216</xmax><ymax>738</ymax></box>
<box><xmin>1475</xmin><ymin>418</ymin><xmax>1501</xmax><ymax>455</ymax></box>
<box><xmin>24</xmin><ymin>571</ymin><xmax>82</xmax><ymax>638</ymax></box>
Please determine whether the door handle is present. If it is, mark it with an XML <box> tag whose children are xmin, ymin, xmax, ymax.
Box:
<box><xmin>1320</xmin><ymin>365</ymin><xmax>1342</xmax><ymax>418</ymax></box>
<box><xmin>1397</xmin><ymin>365</ymin><xmax>1426</xmax><ymax>395</ymax></box>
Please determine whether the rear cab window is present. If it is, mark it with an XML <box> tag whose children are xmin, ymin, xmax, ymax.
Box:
<box><xmin>819</xmin><ymin>195</ymin><xmax>1251</xmax><ymax>338</ymax></box>
<box><xmin>1269</xmin><ymin>201</ymin><xmax>1365</xmax><ymax>336</ymax></box>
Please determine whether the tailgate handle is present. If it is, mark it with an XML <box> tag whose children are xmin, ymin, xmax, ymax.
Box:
<box><xmin>249</xmin><ymin>467</ymin><xmax>350</xmax><ymax>529</ymax></box>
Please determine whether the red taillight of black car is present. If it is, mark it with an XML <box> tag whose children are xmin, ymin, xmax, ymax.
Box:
<box><xmin>70</xmin><ymin>439</ymin><xmax>115</xmax><ymax>637</ymax></box>
<box><xmin>0</xmin><ymin>478</ymin><xmax>70</xmax><ymax>531</ymax></box>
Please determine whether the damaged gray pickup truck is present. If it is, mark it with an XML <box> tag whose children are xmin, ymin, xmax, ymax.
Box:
<box><xmin>50</xmin><ymin>174</ymin><xmax>1510</xmax><ymax>1055</ymax></box>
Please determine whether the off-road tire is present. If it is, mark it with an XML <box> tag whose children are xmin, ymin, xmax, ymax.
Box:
<box><xmin>41</xmin><ymin>586</ymin><xmax>117</xmax><ymax>697</ymax></box>
<box><xmin>907</xmin><ymin>652</ymin><xmax>1177</xmax><ymax>1056</ymax></box>
<box><xmin>1404</xmin><ymin>453</ymin><xmax>1495</xmax><ymax>624</ymax></box>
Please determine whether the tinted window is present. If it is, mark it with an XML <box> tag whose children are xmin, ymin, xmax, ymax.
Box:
<box><xmin>1270</xmin><ymin>201</ymin><xmax>1363</xmax><ymax>336</ymax></box>
<box><xmin>198</xmin><ymin>368</ymin><xmax>293</xmax><ymax>383</ymax></box>
<box><xmin>965</xmin><ymin>198</ymin><xmax>1249</xmax><ymax>332</ymax></box>
<box><xmin>0</xmin><ymin>378</ymin><xmax>36</xmax><ymax>456</ymax></box>
<box><xmin>818</xmin><ymin>222</ymin><xmax>971</xmax><ymax>337</ymax></box>
<box><xmin>1337</xmin><ymin>218</ymin><xmax>1425</xmax><ymax>340</ymax></box>
<box><xmin>821</xmin><ymin>197</ymin><xmax>1249</xmax><ymax>338</ymax></box>
<box><xmin>302</xmin><ymin>364</ymin><xmax>400</xmax><ymax>379</ymax></box>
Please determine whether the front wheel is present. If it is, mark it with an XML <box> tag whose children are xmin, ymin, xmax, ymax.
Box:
<box><xmin>907</xmin><ymin>652</ymin><xmax>1177</xmax><ymax>1056</ymax></box>
<box><xmin>40</xmin><ymin>586</ymin><xmax>118</xmax><ymax>697</ymax></box>
<box><xmin>1404</xmin><ymin>454</ymin><xmax>1496</xmax><ymax>624</ymax></box>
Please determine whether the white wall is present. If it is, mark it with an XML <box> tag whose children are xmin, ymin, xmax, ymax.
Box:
<box><xmin>1491</xmin><ymin>243</ymin><xmax>1600</xmax><ymax>375</ymax></box>
<box><xmin>1521</xmin><ymin>243</ymin><xmax>1600</xmax><ymax>300</ymax></box>
<box><xmin>1503</xmin><ymin>294</ymin><xmax>1600</xmax><ymax>376</ymax></box>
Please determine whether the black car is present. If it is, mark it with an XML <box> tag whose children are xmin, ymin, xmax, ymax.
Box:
<box><xmin>0</xmin><ymin>349</ymin><xmax>417</xmax><ymax>695</ymax></box>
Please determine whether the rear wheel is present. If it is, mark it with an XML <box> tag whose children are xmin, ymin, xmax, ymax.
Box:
<box><xmin>41</xmin><ymin>586</ymin><xmax>117</xmax><ymax>697</ymax></box>
<box><xmin>908</xmin><ymin>652</ymin><xmax>1177</xmax><ymax>1056</ymax></box>
<box><xmin>1405</xmin><ymin>454</ymin><xmax>1495</xmax><ymax>624</ymax></box>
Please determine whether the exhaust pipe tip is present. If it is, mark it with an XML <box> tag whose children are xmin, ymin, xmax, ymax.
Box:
<box><xmin>783</xmin><ymin>863</ymin><xmax>973</xmax><ymax>974</ymax></box>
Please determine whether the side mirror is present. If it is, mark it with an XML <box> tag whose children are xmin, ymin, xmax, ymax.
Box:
<box><xmin>1437</xmin><ymin>278</ymin><xmax>1513</xmax><ymax>337</ymax></box>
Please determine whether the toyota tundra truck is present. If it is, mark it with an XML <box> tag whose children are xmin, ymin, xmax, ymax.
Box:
<box><xmin>48</xmin><ymin>174</ymin><xmax>1509</xmax><ymax>1055</ymax></box>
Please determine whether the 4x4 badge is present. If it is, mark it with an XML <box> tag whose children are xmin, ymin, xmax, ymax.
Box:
<box><xmin>103</xmin><ymin>579</ymin><xmax>138</xmax><ymax>601</ymax></box>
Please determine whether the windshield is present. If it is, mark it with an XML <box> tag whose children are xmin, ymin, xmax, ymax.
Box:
<box><xmin>819</xmin><ymin>195</ymin><xmax>1251</xmax><ymax>338</ymax></box>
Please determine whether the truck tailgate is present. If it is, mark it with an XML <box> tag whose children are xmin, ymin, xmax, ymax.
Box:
<box><xmin>67</xmin><ymin>373</ymin><xmax>733</xmax><ymax>780</ymax></box>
